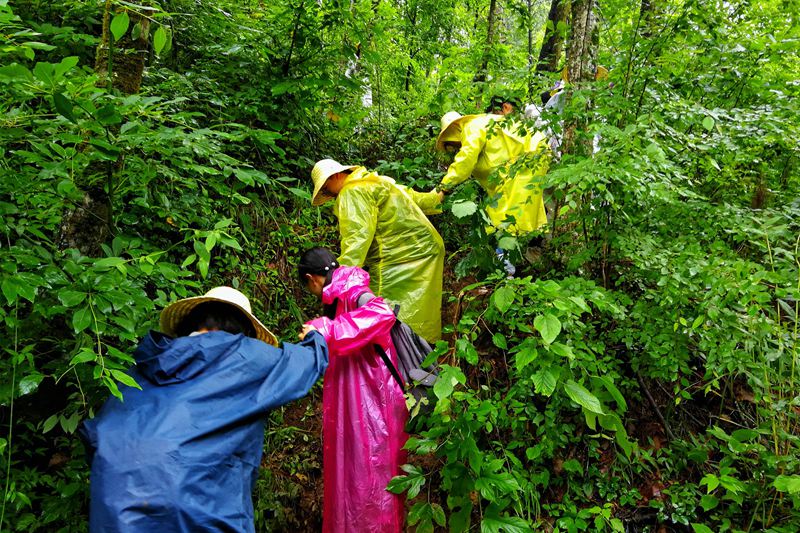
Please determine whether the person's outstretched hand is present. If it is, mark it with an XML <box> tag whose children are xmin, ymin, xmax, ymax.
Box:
<box><xmin>299</xmin><ymin>324</ymin><xmax>318</xmax><ymax>340</ymax></box>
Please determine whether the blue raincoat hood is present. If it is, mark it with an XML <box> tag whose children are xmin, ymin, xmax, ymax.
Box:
<box><xmin>134</xmin><ymin>330</ymin><xmax>233</xmax><ymax>384</ymax></box>
<box><xmin>80</xmin><ymin>330</ymin><xmax>328</xmax><ymax>533</ymax></box>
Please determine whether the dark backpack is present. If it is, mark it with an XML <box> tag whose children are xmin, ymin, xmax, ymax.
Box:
<box><xmin>356</xmin><ymin>292</ymin><xmax>439</xmax><ymax>404</ymax></box>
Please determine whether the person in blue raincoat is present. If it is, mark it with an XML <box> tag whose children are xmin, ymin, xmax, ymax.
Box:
<box><xmin>80</xmin><ymin>286</ymin><xmax>328</xmax><ymax>533</ymax></box>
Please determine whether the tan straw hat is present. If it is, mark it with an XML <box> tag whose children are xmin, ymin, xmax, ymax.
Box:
<box><xmin>310</xmin><ymin>159</ymin><xmax>358</xmax><ymax>206</ymax></box>
<box><xmin>159</xmin><ymin>286</ymin><xmax>278</xmax><ymax>346</ymax></box>
<box><xmin>435</xmin><ymin>111</ymin><xmax>477</xmax><ymax>151</ymax></box>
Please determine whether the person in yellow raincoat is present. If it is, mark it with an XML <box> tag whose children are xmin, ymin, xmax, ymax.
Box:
<box><xmin>435</xmin><ymin>109</ymin><xmax>551</xmax><ymax>235</ymax></box>
<box><xmin>310</xmin><ymin>159</ymin><xmax>445</xmax><ymax>342</ymax></box>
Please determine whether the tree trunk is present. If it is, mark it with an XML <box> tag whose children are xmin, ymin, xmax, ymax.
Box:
<box><xmin>561</xmin><ymin>0</ymin><xmax>598</xmax><ymax>157</ymax></box>
<box><xmin>473</xmin><ymin>0</ymin><xmax>499</xmax><ymax>104</ymax></box>
<box><xmin>94</xmin><ymin>0</ymin><xmax>152</xmax><ymax>94</ymax></box>
<box><xmin>60</xmin><ymin>1</ymin><xmax>152</xmax><ymax>256</ymax></box>
<box><xmin>536</xmin><ymin>0</ymin><xmax>569</xmax><ymax>73</ymax></box>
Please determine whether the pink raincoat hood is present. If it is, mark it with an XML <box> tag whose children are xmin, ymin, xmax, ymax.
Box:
<box><xmin>321</xmin><ymin>266</ymin><xmax>370</xmax><ymax>306</ymax></box>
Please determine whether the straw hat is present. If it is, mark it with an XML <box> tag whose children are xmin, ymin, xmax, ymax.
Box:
<box><xmin>435</xmin><ymin>111</ymin><xmax>477</xmax><ymax>151</ymax></box>
<box><xmin>159</xmin><ymin>286</ymin><xmax>278</xmax><ymax>346</ymax></box>
<box><xmin>310</xmin><ymin>159</ymin><xmax>358</xmax><ymax>206</ymax></box>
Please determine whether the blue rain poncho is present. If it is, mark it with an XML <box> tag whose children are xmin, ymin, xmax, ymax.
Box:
<box><xmin>80</xmin><ymin>330</ymin><xmax>328</xmax><ymax>533</ymax></box>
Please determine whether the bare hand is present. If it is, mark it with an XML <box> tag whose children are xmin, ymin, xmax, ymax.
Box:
<box><xmin>437</xmin><ymin>190</ymin><xmax>444</xmax><ymax>202</ymax></box>
<box><xmin>299</xmin><ymin>324</ymin><xmax>317</xmax><ymax>340</ymax></box>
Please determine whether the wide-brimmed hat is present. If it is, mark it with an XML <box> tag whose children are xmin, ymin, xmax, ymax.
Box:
<box><xmin>435</xmin><ymin>111</ymin><xmax>477</xmax><ymax>151</ymax></box>
<box><xmin>159</xmin><ymin>286</ymin><xmax>278</xmax><ymax>346</ymax></box>
<box><xmin>310</xmin><ymin>159</ymin><xmax>358</xmax><ymax>206</ymax></box>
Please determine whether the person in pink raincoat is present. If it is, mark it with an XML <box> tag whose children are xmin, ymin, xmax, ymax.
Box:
<box><xmin>298</xmin><ymin>247</ymin><xmax>408</xmax><ymax>533</ymax></box>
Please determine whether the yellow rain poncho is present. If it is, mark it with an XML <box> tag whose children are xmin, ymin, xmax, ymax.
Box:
<box><xmin>333</xmin><ymin>167</ymin><xmax>444</xmax><ymax>342</ymax></box>
<box><xmin>440</xmin><ymin>114</ymin><xmax>551</xmax><ymax>235</ymax></box>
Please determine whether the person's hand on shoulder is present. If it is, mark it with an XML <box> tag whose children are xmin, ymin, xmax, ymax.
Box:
<box><xmin>299</xmin><ymin>324</ymin><xmax>318</xmax><ymax>340</ymax></box>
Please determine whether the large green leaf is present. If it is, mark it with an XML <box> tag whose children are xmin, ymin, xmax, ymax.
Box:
<box><xmin>110</xmin><ymin>12</ymin><xmax>130</xmax><ymax>41</ymax></box>
<box><xmin>452</xmin><ymin>200</ymin><xmax>477</xmax><ymax>218</ymax></box>
<box><xmin>534</xmin><ymin>313</ymin><xmax>561</xmax><ymax>344</ymax></box>
<box><xmin>531</xmin><ymin>367</ymin><xmax>558</xmax><ymax>396</ymax></box>
<box><xmin>774</xmin><ymin>475</ymin><xmax>800</xmax><ymax>494</ymax></box>
<box><xmin>492</xmin><ymin>285</ymin><xmax>515</xmax><ymax>313</ymax></box>
<box><xmin>153</xmin><ymin>25</ymin><xmax>168</xmax><ymax>55</ymax></box>
<box><xmin>53</xmin><ymin>93</ymin><xmax>77</xmax><ymax>123</ymax></box>
<box><xmin>564</xmin><ymin>379</ymin><xmax>604</xmax><ymax>414</ymax></box>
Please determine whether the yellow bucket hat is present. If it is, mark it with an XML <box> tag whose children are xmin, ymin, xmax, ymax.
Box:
<box><xmin>435</xmin><ymin>111</ymin><xmax>477</xmax><ymax>151</ymax></box>
<box><xmin>159</xmin><ymin>286</ymin><xmax>278</xmax><ymax>346</ymax></box>
<box><xmin>310</xmin><ymin>158</ymin><xmax>358</xmax><ymax>206</ymax></box>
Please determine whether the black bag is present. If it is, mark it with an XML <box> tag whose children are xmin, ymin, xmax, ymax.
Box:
<box><xmin>356</xmin><ymin>292</ymin><xmax>439</xmax><ymax>404</ymax></box>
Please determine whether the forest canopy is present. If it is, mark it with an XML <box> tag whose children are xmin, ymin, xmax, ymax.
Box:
<box><xmin>1</xmin><ymin>0</ymin><xmax>799</xmax><ymax>531</ymax></box>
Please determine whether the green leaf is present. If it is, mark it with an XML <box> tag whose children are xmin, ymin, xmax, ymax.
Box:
<box><xmin>492</xmin><ymin>333</ymin><xmax>507</xmax><ymax>349</ymax></box>
<box><xmin>431</xmin><ymin>503</ymin><xmax>445</xmax><ymax>527</ymax></box>
<box><xmin>480</xmin><ymin>513</ymin><xmax>532</xmax><ymax>533</ymax></box>
<box><xmin>94</xmin><ymin>257</ymin><xmax>126</xmax><ymax>271</ymax></box>
<box><xmin>593</xmin><ymin>376</ymin><xmax>627</xmax><ymax>412</ymax></box>
<box><xmin>0</xmin><ymin>64</ymin><xmax>34</xmax><ymax>82</ymax></box>
<box><xmin>205</xmin><ymin>232</ymin><xmax>217</xmax><ymax>252</ymax></box>
<box><xmin>548</xmin><ymin>342</ymin><xmax>574</xmax><ymax>359</ymax></box>
<box><xmin>3</xmin><ymin>275</ymin><xmax>37</xmax><ymax>303</ymax></box>
<box><xmin>198</xmin><ymin>257</ymin><xmax>209</xmax><ymax>278</ymax></box>
<box><xmin>110</xmin><ymin>369</ymin><xmax>141</xmax><ymax>390</ymax></box>
<box><xmin>452</xmin><ymin>200</ymin><xmax>477</xmax><ymax>218</ymax></box>
<box><xmin>53</xmin><ymin>93</ymin><xmax>77</xmax><ymax>123</ymax></box>
<box><xmin>2</xmin><ymin>277</ymin><xmax>19</xmax><ymax>304</ymax></box>
<box><xmin>58</xmin><ymin>290</ymin><xmax>87</xmax><ymax>308</ymax></box>
<box><xmin>531</xmin><ymin>368</ymin><xmax>557</xmax><ymax>396</ymax></box>
<box><xmin>515</xmin><ymin>346</ymin><xmax>538</xmax><ymax>370</ymax></box>
<box><xmin>32</xmin><ymin>62</ymin><xmax>55</xmax><ymax>86</ymax></box>
<box><xmin>497</xmin><ymin>236</ymin><xmax>517</xmax><ymax>251</ymax></box>
<box><xmin>702</xmin><ymin>116</ymin><xmax>714</xmax><ymax>131</ymax></box>
<box><xmin>774</xmin><ymin>475</ymin><xmax>800</xmax><ymax>494</ymax></box>
<box><xmin>89</xmin><ymin>138</ymin><xmax>121</xmax><ymax>160</ymax></box>
<box><xmin>95</xmin><ymin>104</ymin><xmax>122</xmax><ymax>126</ymax></box>
<box><xmin>72</xmin><ymin>305</ymin><xmax>93</xmax><ymax>333</ymax></box>
<box><xmin>691</xmin><ymin>524</ymin><xmax>714</xmax><ymax>533</ymax></box>
<box><xmin>387</xmin><ymin>466</ymin><xmax>426</xmax><ymax>498</ymax></box>
<box><xmin>53</xmin><ymin>56</ymin><xmax>79</xmax><ymax>79</ymax></box>
<box><xmin>42</xmin><ymin>415</ymin><xmax>59</xmax><ymax>434</ymax></box>
<box><xmin>456</xmin><ymin>337</ymin><xmax>478</xmax><ymax>365</ymax></box>
<box><xmin>699</xmin><ymin>494</ymin><xmax>719</xmax><ymax>511</ymax></box>
<box><xmin>564</xmin><ymin>380</ymin><xmax>604</xmax><ymax>414</ymax></box>
<box><xmin>700</xmin><ymin>474</ymin><xmax>719</xmax><ymax>492</ymax></box>
<box><xmin>534</xmin><ymin>313</ymin><xmax>561</xmax><ymax>344</ymax></box>
<box><xmin>492</xmin><ymin>285</ymin><xmax>515</xmax><ymax>313</ymax></box>
<box><xmin>110</xmin><ymin>12</ymin><xmax>130</xmax><ymax>41</ymax></box>
<box><xmin>70</xmin><ymin>348</ymin><xmax>97</xmax><ymax>365</ymax></box>
<box><xmin>21</xmin><ymin>41</ymin><xmax>55</xmax><ymax>51</ymax></box>
<box><xmin>153</xmin><ymin>25</ymin><xmax>167</xmax><ymax>55</ymax></box>
<box><xmin>433</xmin><ymin>370</ymin><xmax>458</xmax><ymax>400</ymax></box>
<box><xmin>60</xmin><ymin>412</ymin><xmax>81</xmax><ymax>434</ymax></box>
<box><xmin>18</xmin><ymin>372</ymin><xmax>43</xmax><ymax>395</ymax></box>
<box><xmin>450</xmin><ymin>502</ymin><xmax>472</xmax><ymax>533</ymax></box>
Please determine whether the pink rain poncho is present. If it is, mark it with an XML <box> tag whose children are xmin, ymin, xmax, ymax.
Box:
<box><xmin>307</xmin><ymin>266</ymin><xmax>409</xmax><ymax>533</ymax></box>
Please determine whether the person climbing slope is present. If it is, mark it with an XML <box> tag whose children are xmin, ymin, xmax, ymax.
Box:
<box><xmin>298</xmin><ymin>247</ymin><xmax>408</xmax><ymax>533</ymax></box>
<box><xmin>434</xmin><ymin>107</ymin><xmax>552</xmax><ymax>237</ymax></box>
<box><xmin>310</xmin><ymin>158</ymin><xmax>445</xmax><ymax>342</ymax></box>
<box><xmin>80</xmin><ymin>287</ymin><xmax>328</xmax><ymax>533</ymax></box>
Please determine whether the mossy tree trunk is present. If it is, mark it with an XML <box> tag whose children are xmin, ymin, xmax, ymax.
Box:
<box><xmin>58</xmin><ymin>1</ymin><xmax>152</xmax><ymax>256</ymax></box>
<box><xmin>536</xmin><ymin>0</ymin><xmax>570</xmax><ymax>74</ymax></box>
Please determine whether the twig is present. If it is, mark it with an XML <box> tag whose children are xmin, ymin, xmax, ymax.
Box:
<box><xmin>636</xmin><ymin>373</ymin><xmax>677</xmax><ymax>441</ymax></box>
